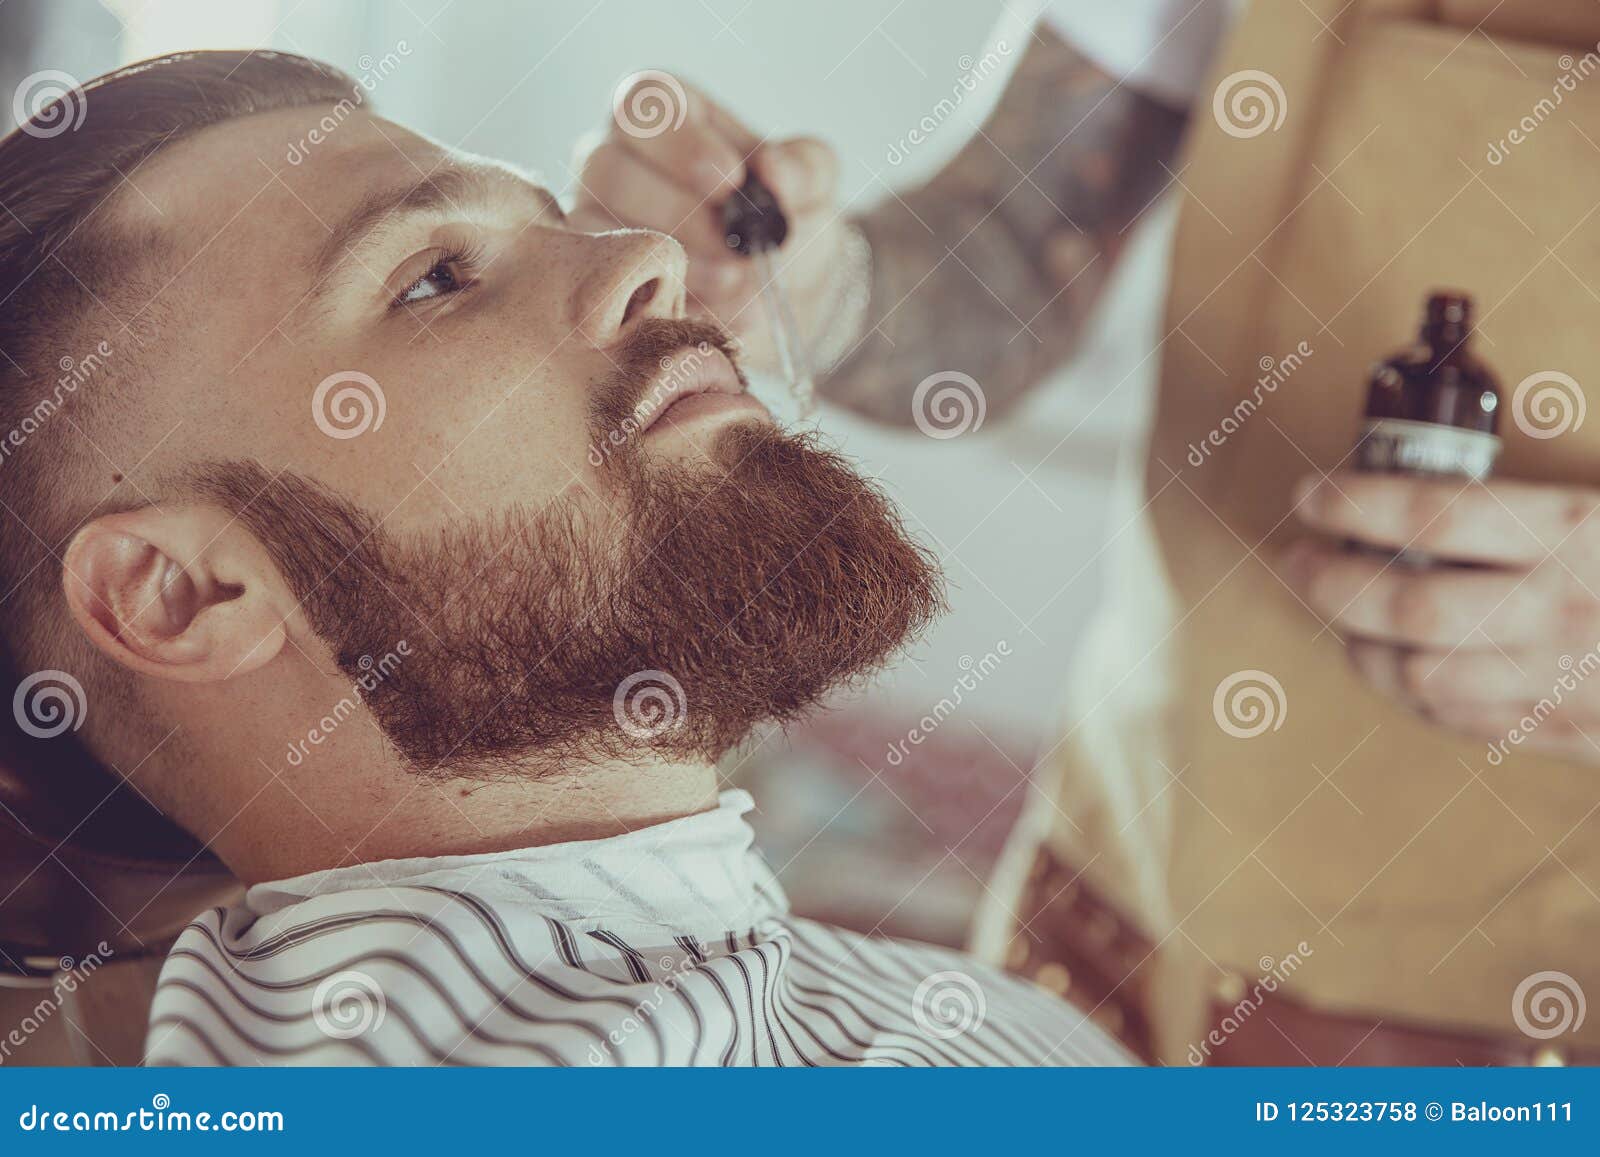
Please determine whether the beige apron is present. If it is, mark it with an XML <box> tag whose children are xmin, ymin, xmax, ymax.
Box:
<box><xmin>984</xmin><ymin>0</ymin><xmax>1600</xmax><ymax>1063</ymax></box>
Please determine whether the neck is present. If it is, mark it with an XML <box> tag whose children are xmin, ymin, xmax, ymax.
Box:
<box><xmin>224</xmin><ymin>754</ymin><xmax>722</xmax><ymax>883</ymax></box>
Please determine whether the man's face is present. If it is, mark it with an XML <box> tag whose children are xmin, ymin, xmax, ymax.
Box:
<box><xmin>99</xmin><ymin>104</ymin><xmax>941</xmax><ymax>773</ymax></box>
<box><xmin>124</xmin><ymin>107</ymin><xmax>756</xmax><ymax>522</ymax></box>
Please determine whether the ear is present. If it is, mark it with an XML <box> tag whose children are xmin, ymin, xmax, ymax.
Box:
<box><xmin>61</xmin><ymin>505</ymin><xmax>293</xmax><ymax>683</ymax></box>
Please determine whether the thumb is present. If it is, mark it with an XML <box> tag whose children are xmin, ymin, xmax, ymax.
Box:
<box><xmin>751</xmin><ymin>137</ymin><xmax>838</xmax><ymax>215</ymax></box>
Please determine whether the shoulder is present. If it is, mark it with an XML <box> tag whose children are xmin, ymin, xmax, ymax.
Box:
<box><xmin>142</xmin><ymin>885</ymin><xmax>634</xmax><ymax>1066</ymax></box>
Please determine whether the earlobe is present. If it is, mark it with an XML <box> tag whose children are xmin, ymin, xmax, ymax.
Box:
<box><xmin>62</xmin><ymin>506</ymin><xmax>289</xmax><ymax>684</ymax></box>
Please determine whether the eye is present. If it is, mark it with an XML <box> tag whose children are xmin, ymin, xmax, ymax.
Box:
<box><xmin>391</xmin><ymin>243</ymin><xmax>482</xmax><ymax>309</ymax></box>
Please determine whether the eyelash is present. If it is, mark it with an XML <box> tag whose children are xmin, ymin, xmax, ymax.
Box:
<box><xmin>391</xmin><ymin>241</ymin><xmax>485</xmax><ymax>310</ymax></box>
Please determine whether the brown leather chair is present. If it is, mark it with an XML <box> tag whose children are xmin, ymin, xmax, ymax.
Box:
<box><xmin>0</xmin><ymin>663</ymin><xmax>239</xmax><ymax>1062</ymax></box>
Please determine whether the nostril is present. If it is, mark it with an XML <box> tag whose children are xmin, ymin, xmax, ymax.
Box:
<box><xmin>621</xmin><ymin>277</ymin><xmax>659</xmax><ymax>328</ymax></box>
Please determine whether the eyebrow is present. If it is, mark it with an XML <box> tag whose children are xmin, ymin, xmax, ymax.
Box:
<box><xmin>312</xmin><ymin>167</ymin><xmax>487</xmax><ymax>285</ymax></box>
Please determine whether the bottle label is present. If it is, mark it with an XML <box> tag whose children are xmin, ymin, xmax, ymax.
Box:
<box><xmin>1356</xmin><ymin>418</ymin><xmax>1500</xmax><ymax>480</ymax></box>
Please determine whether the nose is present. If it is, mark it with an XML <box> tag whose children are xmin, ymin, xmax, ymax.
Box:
<box><xmin>572</xmin><ymin>229</ymin><xmax>687</xmax><ymax>347</ymax></box>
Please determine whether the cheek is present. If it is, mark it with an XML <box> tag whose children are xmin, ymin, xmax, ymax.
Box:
<box><xmin>389</xmin><ymin>338</ymin><xmax>606</xmax><ymax>514</ymax></box>
<box><xmin>263</xmin><ymin>286</ymin><xmax>614</xmax><ymax>524</ymax></box>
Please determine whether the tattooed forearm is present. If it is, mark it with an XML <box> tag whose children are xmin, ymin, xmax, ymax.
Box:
<box><xmin>819</xmin><ymin>25</ymin><xmax>1189</xmax><ymax>426</ymax></box>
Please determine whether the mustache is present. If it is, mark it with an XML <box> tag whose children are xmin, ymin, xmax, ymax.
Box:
<box><xmin>589</xmin><ymin>317</ymin><xmax>745</xmax><ymax>448</ymax></box>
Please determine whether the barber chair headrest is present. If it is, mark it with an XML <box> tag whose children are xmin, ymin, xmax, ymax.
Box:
<box><xmin>0</xmin><ymin>681</ymin><xmax>238</xmax><ymax>984</ymax></box>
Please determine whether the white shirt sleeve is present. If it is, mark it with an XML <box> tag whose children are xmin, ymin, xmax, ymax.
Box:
<box><xmin>1040</xmin><ymin>0</ymin><xmax>1233</xmax><ymax>107</ymax></box>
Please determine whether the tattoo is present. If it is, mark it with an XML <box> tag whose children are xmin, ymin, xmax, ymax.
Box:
<box><xmin>820</xmin><ymin>25</ymin><xmax>1189</xmax><ymax>425</ymax></box>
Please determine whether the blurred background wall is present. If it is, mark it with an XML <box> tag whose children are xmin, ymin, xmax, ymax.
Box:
<box><xmin>1</xmin><ymin>0</ymin><xmax>1172</xmax><ymax>947</ymax></box>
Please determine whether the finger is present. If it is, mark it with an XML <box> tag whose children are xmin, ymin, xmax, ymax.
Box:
<box><xmin>686</xmin><ymin>257</ymin><xmax>753</xmax><ymax>308</ymax></box>
<box><xmin>575</xmin><ymin>141</ymin><xmax>732</xmax><ymax>255</ymax></box>
<box><xmin>1293</xmin><ymin>472</ymin><xmax>1600</xmax><ymax>567</ymax></box>
<box><xmin>1504</xmin><ymin>725</ymin><xmax>1600</xmax><ymax>762</ymax></box>
<box><xmin>705</xmin><ymin>99</ymin><xmax>761</xmax><ymax>153</ymax></box>
<box><xmin>1404</xmin><ymin>647</ymin><xmax>1600</xmax><ymax>707</ymax></box>
<box><xmin>1343</xmin><ymin>640</ymin><xmax>1501</xmax><ymax>708</ymax></box>
<box><xmin>750</xmin><ymin>136</ymin><xmax>840</xmax><ymax>216</ymax></box>
<box><xmin>1283</xmin><ymin>541</ymin><xmax>1568</xmax><ymax>649</ymax></box>
<box><xmin>610</xmin><ymin>76</ymin><xmax>748</xmax><ymax>199</ymax></box>
<box><xmin>1429</xmin><ymin>699</ymin><xmax>1600</xmax><ymax>760</ymax></box>
<box><xmin>1345</xmin><ymin>638</ymin><xmax>1415</xmax><ymax>702</ymax></box>
<box><xmin>564</xmin><ymin>199</ymin><xmax>624</xmax><ymax>236</ymax></box>
<box><xmin>1347</xmin><ymin>641</ymin><xmax>1585</xmax><ymax>708</ymax></box>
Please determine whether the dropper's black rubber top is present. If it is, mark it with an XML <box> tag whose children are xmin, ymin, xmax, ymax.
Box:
<box><xmin>721</xmin><ymin>170</ymin><xmax>788</xmax><ymax>256</ymax></box>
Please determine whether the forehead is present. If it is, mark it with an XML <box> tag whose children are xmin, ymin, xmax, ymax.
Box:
<box><xmin>103</xmin><ymin>105</ymin><xmax>540</xmax><ymax>336</ymax></box>
<box><xmin>122</xmin><ymin>105</ymin><xmax>451</xmax><ymax>244</ymax></box>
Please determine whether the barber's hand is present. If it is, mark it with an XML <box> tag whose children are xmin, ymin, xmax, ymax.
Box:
<box><xmin>571</xmin><ymin>76</ymin><xmax>845</xmax><ymax>373</ymax></box>
<box><xmin>1284</xmin><ymin>470</ymin><xmax>1600</xmax><ymax>762</ymax></box>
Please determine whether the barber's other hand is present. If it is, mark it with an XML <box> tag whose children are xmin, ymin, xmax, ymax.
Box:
<box><xmin>1285</xmin><ymin>470</ymin><xmax>1600</xmax><ymax>763</ymax></box>
<box><xmin>571</xmin><ymin>75</ymin><xmax>844</xmax><ymax>373</ymax></box>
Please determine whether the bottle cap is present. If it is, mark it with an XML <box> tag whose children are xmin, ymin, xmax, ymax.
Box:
<box><xmin>721</xmin><ymin>171</ymin><xmax>788</xmax><ymax>256</ymax></box>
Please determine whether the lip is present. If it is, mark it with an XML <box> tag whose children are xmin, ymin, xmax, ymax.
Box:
<box><xmin>633</xmin><ymin>346</ymin><xmax>766</xmax><ymax>435</ymax></box>
<box><xmin>651</xmin><ymin>390</ymin><xmax>770</xmax><ymax>435</ymax></box>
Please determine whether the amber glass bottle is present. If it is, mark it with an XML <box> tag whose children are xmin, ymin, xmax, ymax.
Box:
<box><xmin>1357</xmin><ymin>291</ymin><xmax>1501</xmax><ymax>479</ymax></box>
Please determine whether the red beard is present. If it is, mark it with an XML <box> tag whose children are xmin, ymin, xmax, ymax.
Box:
<box><xmin>190</xmin><ymin>323</ymin><xmax>944</xmax><ymax>775</ymax></box>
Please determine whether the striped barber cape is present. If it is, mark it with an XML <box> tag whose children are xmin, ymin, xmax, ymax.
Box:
<box><xmin>143</xmin><ymin>790</ymin><xmax>1132</xmax><ymax>1066</ymax></box>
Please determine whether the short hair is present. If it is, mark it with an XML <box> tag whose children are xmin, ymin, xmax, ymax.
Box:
<box><xmin>0</xmin><ymin>51</ymin><xmax>356</xmax><ymax>767</ymax></box>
